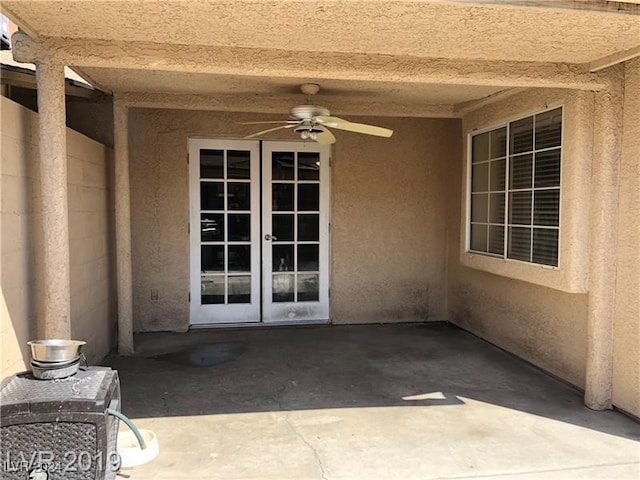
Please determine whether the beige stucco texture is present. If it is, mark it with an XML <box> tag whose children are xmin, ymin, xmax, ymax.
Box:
<box><xmin>128</xmin><ymin>109</ymin><xmax>458</xmax><ymax>331</ymax></box>
<box><xmin>5</xmin><ymin>1</ymin><xmax>639</xmax><ymax>63</ymax></box>
<box><xmin>331</xmin><ymin>117</ymin><xmax>459</xmax><ymax>324</ymax></box>
<box><xmin>613</xmin><ymin>58</ymin><xmax>640</xmax><ymax>416</ymax></box>
<box><xmin>1</xmin><ymin>97</ymin><xmax>115</xmax><ymax>377</ymax></box>
<box><xmin>448</xmin><ymin>79</ymin><xmax>640</xmax><ymax>417</ymax></box>
<box><xmin>448</xmin><ymin>89</ymin><xmax>595</xmax><ymax>389</ymax></box>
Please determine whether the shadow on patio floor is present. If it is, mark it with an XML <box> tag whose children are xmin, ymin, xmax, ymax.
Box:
<box><xmin>104</xmin><ymin>322</ymin><xmax>640</xmax><ymax>442</ymax></box>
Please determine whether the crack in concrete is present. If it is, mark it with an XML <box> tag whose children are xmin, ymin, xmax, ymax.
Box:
<box><xmin>271</xmin><ymin>381</ymin><xmax>288</xmax><ymax>410</ymax></box>
<box><xmin>283</xmin><ymin>414</ymin><xmax>328</xmax><ymax>480</ymax></box>
<box><xmin>271</xmin><ymin>365</ymin><xmax>327</xmax><ymax>479</ymax></box>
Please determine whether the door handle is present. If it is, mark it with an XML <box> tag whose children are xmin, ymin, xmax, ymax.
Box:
<box><xmin>265</xmin><ymin>234</ymin><xmax>277</xmax><ymax>241</ymax></box>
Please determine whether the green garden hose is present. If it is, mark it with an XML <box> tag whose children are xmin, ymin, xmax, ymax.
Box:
<box><xmin>107</xmin><ymin>408</ymin><xmax>147</xmax><ymax>450</ymax></box>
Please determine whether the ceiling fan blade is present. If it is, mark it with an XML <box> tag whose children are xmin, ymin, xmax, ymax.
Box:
<box><xmin>315</xmin><ymin>116</ymin><xmax>393</xmax><ymax>138</ymax></box>
<box><xmin>244</xmin><ymin>124</ymin><xmax>296</xmax><ymax>139</ymax></box>
<box><xmin>315</xmin><ymin>126</ymin><xmax>336</xmax><ymax>145</ymax></box>
<box><xmin>236</xmin><ymin>120</ymin><xmax>299</xmax><ymax>125</ymax></box>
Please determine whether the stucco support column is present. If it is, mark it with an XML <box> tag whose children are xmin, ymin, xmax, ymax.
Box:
<box><xmin>114</xmin><ymin>98</ymin><xmax>134</xmax><ymax>354</ymax></box>
<box><xmin>585</xmin><ymin>69</ymin><xmax>624</xmax><ymax>410</ymax></box>
<box><xmin>36</xmin><ymin>61</ymin><xmax>71</xmax><ymax>339</ymax></box>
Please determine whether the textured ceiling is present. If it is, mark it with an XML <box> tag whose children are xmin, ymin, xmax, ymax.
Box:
<box><xmin>3</xmin><ymin>0</ymin><xmax>639</xmax><ymax>114</ymax></box>
<box><xmin>4</xmin><ymin>0</ymin><xmax>640</xmax><ymax>63</ymax></box>
<box><xmin>78</xmin><ymin>67</ymin><xmax>505</xmax><ymax>105</ymax></box>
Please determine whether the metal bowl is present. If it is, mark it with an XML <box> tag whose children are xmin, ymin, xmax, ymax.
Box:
<box><xmin>28</xmin><ymin>339</ymin><xmax>86</xmax><ymax>363</ymax></box>
<box><xmin>31</xmin><ymin>358</ymin><xmax>81</xmax><ymax>380</ymax></box>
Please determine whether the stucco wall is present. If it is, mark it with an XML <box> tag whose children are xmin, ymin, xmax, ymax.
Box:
<box><xmin>331</xmin><ymin>117</ymin><xmax>459</xmax><ymax>324</ymax></box>
<box><xmin>612</xmin><ymin>58</ymin><xmax>640</xmax><ymax>417</ymax></box>
<box><xmin>128</xmin><ymin>108</ymin><xmax>458</xmax><ymax>331</ymax></box>
<box><xmin>448</xmin><ymin>89</ymin><xmax>593</xmax><ymax>388</ymax></box>
<box><xmin>1</xmin><ymin>97</ymin><xmax>115</xmax><ymax>377</ymax></box>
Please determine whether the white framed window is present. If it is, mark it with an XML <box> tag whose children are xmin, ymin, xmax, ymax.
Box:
<box><xmin>467</xmin><ymin>107</ymin><xmax>562</xmax><ymax>267</ymax></box>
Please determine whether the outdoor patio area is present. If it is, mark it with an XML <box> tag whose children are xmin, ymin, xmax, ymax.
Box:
<box><xmin>103</xmin><ymin>323</ymin><xmax>640</xmax><ymax>479</ymax></box>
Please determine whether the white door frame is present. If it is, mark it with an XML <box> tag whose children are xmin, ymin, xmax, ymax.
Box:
<box><xmin>261</xmin><ymin>141</ymin><xmax>331</xmax><ymax>323</ymax></box>
<box><xmin>189</xmin><ymin>138</ymin><xmax>261</xmax><ymax>325</ymax></box>
<box><xmin>189</xmin><ymin>138</ymin><xmax>330</xmax><ymax>326</ymax></box>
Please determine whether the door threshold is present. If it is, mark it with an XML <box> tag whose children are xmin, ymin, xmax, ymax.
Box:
<box><xmin>190</xmin><ymin>319</ymin><xmax>330</xmax><ymax>329</ymax></box>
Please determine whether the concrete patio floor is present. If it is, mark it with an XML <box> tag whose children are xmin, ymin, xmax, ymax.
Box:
<box><xmin>104</xmin><ymin>323</ymin><xmax>640</xmax><ymax>480</ymax></box>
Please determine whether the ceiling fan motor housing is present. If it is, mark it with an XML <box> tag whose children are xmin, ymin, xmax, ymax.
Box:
<box><xmin>241</xmin><ymin>83</ymin><xmax>392</xmax><ymax>144</ymax></box>
<box><xmin>290</xmin><ymin>105</ymin><xmax>331</xmax><ymax>121</ymax></box>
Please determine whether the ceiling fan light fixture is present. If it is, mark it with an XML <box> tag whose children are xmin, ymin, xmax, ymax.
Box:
<box><xmin>242</xmin><ymin>83</ymin><xmax>393</xmax><ymax>144</ymax></box>
<box><xmin>298</xmin><ymin>129</ymin><xmax>319</xmax><ymax>141</ymax></box>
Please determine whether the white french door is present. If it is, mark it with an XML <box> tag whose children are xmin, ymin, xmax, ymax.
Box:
<box><xmin>189</xmin><ymin>138</ymin><xmax>330</xmax><ymax>326</ymax></box>
<box><xmin>261</xmin><ymin>142</ymin><xmax>330</xmax><ymax>323</ymax></box>
<box><xmin>189</xmin><ymin>139</ymin><xmax>261</xmax><ymax>324</ymax></box>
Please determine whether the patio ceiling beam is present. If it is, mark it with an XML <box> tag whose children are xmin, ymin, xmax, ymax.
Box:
<box><xmin>589</xmin><ymin>44</ymin><xmax>640</xmax><ymax>72</ymax></box>
<box><xmin>453</xmin><ymin>88</ymin><xmax>526</xmax><ymax>115</ymax></box>
<box><xmin>449</xmin><ymin>0</ymin><xmax>640</xmax><ymax>16</ymax></box>
<box><xmin>119</xmin><ymin>92</ymin><xmax>456</xmax><ymax>118</ymax></box>
<box><xmin>11</xmin><ymin>33</ymin><xmax>611</xmax><ymax>91</ymax></box>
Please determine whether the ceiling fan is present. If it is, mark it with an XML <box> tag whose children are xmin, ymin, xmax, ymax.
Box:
<box><xmin>237</xmin><ymin>83</ymin><xmax>393</xmax><ymax>145</ymax></box>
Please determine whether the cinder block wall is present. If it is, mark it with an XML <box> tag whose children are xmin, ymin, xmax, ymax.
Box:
<box><xmin>0</xmin><ymin>97</ymin><xmax>116</xmax><ymax>377</ymax></box>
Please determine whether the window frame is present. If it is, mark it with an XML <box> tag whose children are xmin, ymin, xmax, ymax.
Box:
<box><xmin>465</xmin><ymin>105</ymin><xmax>564</xmax><ymax>269</ymax></box>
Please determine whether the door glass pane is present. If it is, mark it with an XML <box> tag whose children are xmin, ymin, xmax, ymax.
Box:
<box><xmin>273</xmin><ymin>214</ymin><xmax>294</xmax><ymax>241</ymax></box>
<box><xmin>228</xmin><ymin>214</ymin><xmax>250</xmax><ymax>241</ymax></box>
<box><xmin>228</xmin><ymin>245</ymin><xmax>250</xmax><ymax>273</ymax></box>
<box><xmin>228</xmin><ymin>183</ymin><xmax>250</xmax><ymax>210</ymax></box>
<box><xmin>201</xmin><ymin>245</ymin><xmax>224</xmax><ymax>273</ymax></box>
<box><xmin>201</xmin><ymin>182</ymin><xmax>224</xmax><ymax>210</ymax></box>
<box><xmin>228</xmin><ymin>276</ymin><xmax>251</xmax><ymax>303</ymax></box>
<box><xmin>273</xmin><ymin>244</ymin><xmax>294</xmax><ymax>272</ymax></box>
<box><xmin>272</xmin><ymin>152</ymin><xmax>295</xmax><ymax>180</ymax></box>
<box><xmin>201</xmin><ymin>214</ymin><xmax>224</xmax><ymax>242</ymax></box>
<box><xmin>298</xmin><ymin>214</ymin><xmax>319</xmax><ymax>241</ymax></box>
<box><xmin>200</xmin><ymin>149</ymin><xmax>224</xmax><ymax>179</ymax></box>
<box><xmin>273</xmin><ymin>184</ymin><xmax>294</xmax><ymax>211</ymax></box>
<box><xmin>273</xmin><ymin>274</ymin><xmax>295</xmax><ymax>302</ymax></box>
<box><xmin>201</xmin><ymin>276</ymin><xmax>224</xmax><ymax>304</ymax></box>
<box><xmin>298</xmin><ymin>184</ymin><xmax>320</xmax><ymax>211</ymax></box>
<box><xmin>227</xmin><ymin>150</ymin><xmax>251</xmax><ymax>179</ymax></box>
<box><xmin>298</xmin><ymin>244</ymin><xmax>319</xmax><ymax>271</ymax></box>
<box><xmin>297</xmin><ymin>274</ymin><xmax>319</xmax><ymax>302</ymax></box>
<box><xmin>298</xmin><ymin>152</ymin><xmax>320</xmax><ymax>180</ymax></box>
